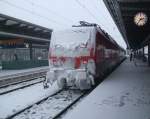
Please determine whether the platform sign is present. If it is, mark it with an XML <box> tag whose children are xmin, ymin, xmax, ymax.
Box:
<box><xmin>0</xmin><ymin>39</ymin><xmax>25</xmax><ymax>48</ymax></box>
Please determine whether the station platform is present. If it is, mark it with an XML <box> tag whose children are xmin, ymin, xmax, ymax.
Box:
<box><xmin>0</xmin><ymin>66</ymin><xmax>49</xmax><ymax>79</ymax></box>
<box><xmin>63</xmin><ymin>59</ymin><xmax>150</xmax><ymax>119</ymax></box>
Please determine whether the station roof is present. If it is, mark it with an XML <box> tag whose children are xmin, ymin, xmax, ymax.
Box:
<box><xmin>0</xmin><ymin>13</ymin><xmax>52</xmax><ymax>46</ymax></box>
<box><xmin>103</xmin><ymin>0</ymin><xmax>150</xmax><ymax>50</ymax></box>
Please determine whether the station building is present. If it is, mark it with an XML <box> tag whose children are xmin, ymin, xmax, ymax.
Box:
<box><xmin>0</xmin><ymin>14</ymin><xmax>52</xmax><ymax>69</ymax></box>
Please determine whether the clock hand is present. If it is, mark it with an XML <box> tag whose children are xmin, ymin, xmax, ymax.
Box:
<box><xmin>137</xmin><ymin>18</ymin><xmax>145</xmax><ymax>25</ymax></box>
<box><xmin>137</xmin><ymin>19</ymin><xmax>141</xmax><ymax>24</ymax></box>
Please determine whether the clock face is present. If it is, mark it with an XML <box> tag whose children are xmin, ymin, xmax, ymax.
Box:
<box><xmin>134</xmin><ymin>12</ymin><xmax>148</xmax><ymax>26</ymax></box>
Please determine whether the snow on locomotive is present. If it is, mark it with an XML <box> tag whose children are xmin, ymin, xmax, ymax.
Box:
<box><xmin>44</xmin><ymin>26</ymin><xmax>125</xmax><ymax>90</ymax></box>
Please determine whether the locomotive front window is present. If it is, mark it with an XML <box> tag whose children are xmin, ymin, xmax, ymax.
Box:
<box><xmin>50</xmin><ymin>29</ymin><xmax>93</xmax><ymax>57</ymax></box>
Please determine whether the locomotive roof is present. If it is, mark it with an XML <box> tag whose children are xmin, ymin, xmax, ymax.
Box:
<box><xmin>51</xmin><ymin>27</ymin><xmax>96</xmax><ymax>49</ymax></box>
<box><xmin>96</xmin><ymin>27</ymin><xmax>124</xmax><ymax>51</ymax></box>
<box><xmin>53</xmin><ymin>26</ymin><xmax>95</xmax><ymax>33</ymax></box>
<box><xmin>53</xmin><ymin>26</ymin><xmax>124</xmax><ymax>51</ymax></box>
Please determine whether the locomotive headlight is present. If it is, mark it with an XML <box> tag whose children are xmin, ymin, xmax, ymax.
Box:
<box><xmin>83</xmin><ymin>61</ymin><xmax>88</xmax><ymax>64</ymax></box>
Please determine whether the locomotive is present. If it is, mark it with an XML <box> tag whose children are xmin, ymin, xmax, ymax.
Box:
<box><xmin>44</xmin><ymin>24</ymin><xmax>125</xmax><ymax>90</ymax></box>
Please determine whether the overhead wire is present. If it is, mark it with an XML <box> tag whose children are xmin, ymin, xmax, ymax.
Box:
<box><xmin>74</xmin><ymin>0</ymin><xmax>110</xmax><ymax>30</ymax></box>
<box><xmin>27</xmin><ymin>0</ymin><xmax>74</xmax><ymax>24</ymax></box>
<box><xmin>96</xmin><ymin>0</ymin><xmax>125</xmax><ymax>46</ymax></box>
<box><xmin>27</xmin><ymin>0</ymin><xmax>111</xmax><ymax>29</ymax></box>
<box><xmin>91</xmin><ymin>0</ymin><xmax>112</xmax><ymax>24</ymax></box>
<box><xmin>97</xmin><ymin>0</ymin><xmax>125</xmax><ymax>38</ymax></box>
<box><xmin>89</xmin><ymin>0</ymin><xmax>113</xmax><ymax>31</ymax></box>
<box><xmin>74</xmin><ymin>0</ymin><xmax>100</xmax><ymax>23</ymax></box>
<box><xmin>0</xmin><ymin>0</ymin><xmax>67</xmax><ymax>26</ymax></box>
<box><xmin>27</xmin><ymin>0</ymin><xmax>111</xmax><ymax>28</ymax></box>
<box><xmin>83</xmin><ymin>0</ymin><xmax>120</xmax><ymax>42</ymax></box>
<box><xmin>1</xmin><ymin>0</ymin><xmax>119</xmax><ymax>33</ymax></box>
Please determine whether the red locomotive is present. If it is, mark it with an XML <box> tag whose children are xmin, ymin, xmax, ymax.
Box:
<box><xmin>44</xmin><ymin>25</ymin><xmax>125</xmax><ymax>90</ymax></box>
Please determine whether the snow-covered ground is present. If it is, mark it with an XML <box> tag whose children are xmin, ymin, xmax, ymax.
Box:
<box><xmin>0</xmin><ymin>82</ymin><xmax>61</xmax><ymax>119</ymax></box>
<box><xmin>0</xmin><ymin>66</ymin><xmax>48</xmax><ymax>79</ymax></box>
<box><xmin>63</xmin><ymin>59</ymin><xmax>150</xmax><ymax>119</ymax></box>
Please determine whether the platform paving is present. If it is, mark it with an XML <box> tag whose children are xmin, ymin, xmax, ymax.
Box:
<box><xmin>63</xmin><ymin>59</ymin><xmax>150</xmax><ymax>119</ymax></box>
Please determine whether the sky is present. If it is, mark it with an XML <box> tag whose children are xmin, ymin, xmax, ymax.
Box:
<box><xmin>0</xmin><ymin>0</ymin><xmax>127</xmax><ymax>49</ymax></box>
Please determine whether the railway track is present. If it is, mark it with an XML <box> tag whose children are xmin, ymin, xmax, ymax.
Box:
<box><xmin>6</xmin><ymin>89</ymin><xmax>89</xmax><ymax>119</ymax></box>
<box><xmin>0</xmin><ymin>77</ymin><xmax>44</xmax><ymax>95</ymax></box>
<box><xmin>0</xmin><ymin>68</ymin><xmax>48</xmax><ymax>88</ymax></box>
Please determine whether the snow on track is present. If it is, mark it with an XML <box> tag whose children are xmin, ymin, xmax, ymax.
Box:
<box><xmin>0</xmin><ymin>82</ymin><xmax>61</xmax><ymax>119</ymax></box>
<box><xmin>0</xmin><ymin>66</ymin><xmax>48</xmax><ymax>79</ymax></box>
<box><xmin>13</xmin><ymin>90</ymin><xmax>83</xmax><ymax>119</ymax></box>
<box><xmin>0</xmin><ymin>78</ymin><xmax>44</xmax><ymax>95</ymax></box>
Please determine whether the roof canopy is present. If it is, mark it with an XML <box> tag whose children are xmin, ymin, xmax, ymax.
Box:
<box><xmin>0</xmin><ymin>13</ymin><xmax>52</xmax><ymax>45</ymax></box>
<box><xmin>104</xmin><ymin>0</ymin><xmax>150</xmax><ymax>50</ymax></box>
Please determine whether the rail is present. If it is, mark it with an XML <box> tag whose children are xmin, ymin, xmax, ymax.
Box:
<box><xmin>0</xmin><ymin>68</ymin><xmax>48</xmax><ymax>88</ymax></box>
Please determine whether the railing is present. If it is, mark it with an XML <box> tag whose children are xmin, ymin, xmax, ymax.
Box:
<box><xmin>1</xmin><ymin>60</ymin><xmax>48</xmax><ymax>69</ymax></box>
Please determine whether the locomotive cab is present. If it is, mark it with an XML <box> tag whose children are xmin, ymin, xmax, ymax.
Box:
<box><xmin>45</xmin><ymin>27</ymin><xmax>96</xmax><ymax>90</ymax></box>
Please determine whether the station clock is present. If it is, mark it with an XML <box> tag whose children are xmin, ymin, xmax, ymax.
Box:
<box><xmin>134</xmin><ymin>12</ymin><xmax>148</xmax><ymax>26</ymax></box>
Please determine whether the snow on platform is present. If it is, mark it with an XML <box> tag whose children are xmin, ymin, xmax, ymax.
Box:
<box><xmin>0</xmin><ymin>66</ymin><xmax>48</xmax><ymax>79</ymax></box>
<box><xmin>0</xmin><ymin>82</ymin><xmax>60</xmax><ymax>119</ymax></box>
<box><xmin>63</xmin><ymin>59</ymin><xmax>150</xmax><ymax>119</ymax></box>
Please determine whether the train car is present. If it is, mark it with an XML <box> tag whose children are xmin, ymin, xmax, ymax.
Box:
<box><xmin>44</xmin><ymin>26</ymin><xmax>125</xmax><ymax>90</ymax></box>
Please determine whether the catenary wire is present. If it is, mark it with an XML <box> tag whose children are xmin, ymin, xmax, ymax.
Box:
<box><xmin>0</xmin><ymin>0</ymin><xmax>67</xmax><ymax>26</ymax></box>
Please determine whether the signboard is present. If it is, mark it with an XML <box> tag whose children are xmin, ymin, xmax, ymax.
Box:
<box><xmin>0</xmin><ymin>39</ymin><xmax>25</xmax><ymax>48</ymax></box>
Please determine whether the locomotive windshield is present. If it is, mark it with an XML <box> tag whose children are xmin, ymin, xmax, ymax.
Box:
<box><xmin>50</xmin><ymin>28</ymin><xmax>94</xmax><ymax>57</ymax></box>
<box><xmin>49</xmin><ymin>27</ymin><xmax>95</xmax><ymax>69</ymax></box>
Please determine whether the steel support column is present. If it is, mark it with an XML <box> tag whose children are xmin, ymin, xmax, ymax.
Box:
<box><xmin>148</xmin><ymin>43</ymin><xmax>150</xmax><ymax>66</ymax></box>
<box><xmin>142</xmin><ymin>47</ymin><xmax>145</xmax><ymax>62</ymax></box>
<box><xmin>29</xmin><ymin>43</ymin><xmax>33</xmax><ymax>60</ymax></box>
